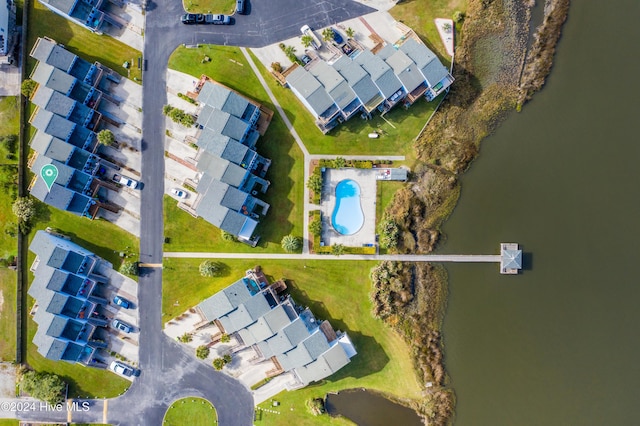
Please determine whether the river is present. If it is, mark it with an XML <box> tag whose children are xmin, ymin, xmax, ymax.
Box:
<box><xmin>439</xmin><ymin>1</ymin><xmax>640</xmax><ymax>424</ymax></box>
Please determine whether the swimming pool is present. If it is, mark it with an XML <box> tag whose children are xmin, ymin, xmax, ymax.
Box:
<box><xmin>332</xmin><ymin>179</ymin><xmax>364</xmax><ymax>235</ymax></box>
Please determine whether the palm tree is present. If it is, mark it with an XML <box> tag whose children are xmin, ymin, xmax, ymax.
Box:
<box><xmin>301</xmin><ymin>35</ymin><xmax>313</xmax><ymax>48</ymax></box>
<box><xmin>281</xmin><ymin>235</ymin><xmax>302</xmax><ymax>253</ymax></box>
<box><xmin>322</xmin><ymin>28</ymin><xmax>334</xmax><ymax>42</ymax></box>
<box><xmin>345</xmin><ymin>27</ymin><xmax>355</xmax><ymax>39</ymax></box>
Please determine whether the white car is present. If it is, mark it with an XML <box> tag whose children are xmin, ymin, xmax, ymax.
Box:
<box><xmin>171</xmin><ymin>188</ymin><xmax>188</xmax><ymax>199</ymax></box>
<box><xmin>109</xmin><ymin>361</ymin><xmax>140</xmax><ymax>377</ymax></box>
<box><xmin>113</xmin><ymin>174</ymin><xmax>140</xmax><ymax>189</ymax></box>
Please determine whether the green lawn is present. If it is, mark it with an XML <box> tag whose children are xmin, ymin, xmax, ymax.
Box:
<box><xmin>26</xmin><ymin>0</ymin><xmax>142</xmax><ymax>81</ymax></box>
<box><xmin>248</xmin><ymin>50</ymin><xmax>441</xmax><ymax>160</ymax></box>
<box><xmin>390</xmin><ymin>0</ymin><xmax>466</xmax><ymax>62</ymax></box>
<box><xmin>0</xmin><ymin>420</ymin><xmax>18</xmax><ymax>426</ymax></box>
<box><xmin>0</xmin><ymin>269</ymin><xmax>17</xmax><ymax>361</ymax></box>
<box><xmin>165</xmin><ymin>46</ymin><xmax>304</xmax><ymax>252</ymax></box>
<box><xmin>0</xmin><ymin>97</ymin><xmax>20</xmax><ymax>162</ymax></box>
<box><xmin>163</xmin><ymin>397</ymin><xmax>217</xmax><ymax>426</ymax></box>
<box><xmin>184</xmin><ymin>0</ymin><xmax>235</xmax><ymax>14</ymax></box>
<box><xmin>162</xmin><ymin>258</ymin><xmax>423</xmax><ymax>426</ymax></box>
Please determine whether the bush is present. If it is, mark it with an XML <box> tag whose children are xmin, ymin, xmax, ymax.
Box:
<box><xmin>177</xmin><ymin>93</ymin><xmax>197</xmax><ymax>104</ymax></box>
<box><xmin>281</xmin><ymin>235</ymin><xmax>301</xmax><ymax>253</ymax></box>
<box><xmin>271</xmin><ymin>62</ymin><xmax>283</xmax><ymax>73</ymax></box>
<box><xmin>97</xmin><ymin>129</ymin><xmax>115</xmax><ymax>146</ymax></box>
<box><xmin>310</xmin><ymin>218</ymin><xmax>322</xmax><ymax>236</ymax></box>
<box><xmin>21</xmin><ymin>79</ymin><xmax>38</xmax><ymax>98</ymax></box>
<box><xmin>453</xmin><ymin>10</ymin><xmax>465</xmax><ymax>23</ymax></box>
<box><xmin>306</xmin><ymin>398</ymin><xmax>326</xmax><ymax>416</ymax></box>
<box><xmin>199</xmin><ymin>260</ymin><xmax>223</xmax><ymax>277</ymax></box>
<box><xmin>307</xmin><ymin>174</ymin><xmax>323</xmax><ymax>195</ymax></box>
<box><xmin>223</xmin><ymin>354</ymin><xmax>231</xmax><ymax>364</ymax></box>
<box><xmin>331</xmin><ymin>244</ymin><xmax>344</xmax><ymax>256</ymax></box>
<box><xmin>333</xmin><ymin>157</ymin><xmax>346</xmax><ymax>168</ymax></box>
<box><xmin>1</xmin><ymin>135</ymin><xmax>18</xmax><ymax>153</ymax></box>
<box><xmin>196</xmin><ymin>345</ymin><xmax>210</xmax><ymax>359</ymax></box>
<box><xmin>178</xmin><ymin>333</ymin><xmax>193</xmax><ymax>343</ymax></box>
<box><xmin>379</xmin><ymin>217</ymin><xmax>399</xmax><ymax>249</ymax></box>
<box><xmin>220</xmin><ymin>333</ymin><xmax>230</xmax><ymax>343</ymax></box>
<box><xmin>12</xmin><ymin>197</ymin><xmax>35</xmax><ymax>226</ymax></box>
<box><xmin>20</xmin><ymin>371</ymin><xmax>65</xmax><ymax>406</ymax></box>
<box><xmin>163</xmin><ymin>105</ymin><xmax>195</xmax><ymax>127</ymax></box>
<box><xmin>212</xmin><ymin>357</ymin><xmax>229</xmax><ymax>370</ymax></box>
<box><xmin>221</xmin><ymin>230</ymin><xmax>237</xmax><ymax>242</ymax></box>
<box><xmin>119</xmin><ymin>261</ymin><xmax>139</xmax><ymax>276</ymax></box>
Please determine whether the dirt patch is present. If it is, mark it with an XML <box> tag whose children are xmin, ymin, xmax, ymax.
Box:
<box><xmin>0</xmin><ymin>362</ymin><xmax>16</xmax><ymax>397</ymax></box>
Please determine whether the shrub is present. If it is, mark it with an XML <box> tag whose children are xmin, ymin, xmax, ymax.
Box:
<box><xmin>307</xmin><ymin>174</ymin><xmax>323</xmax><ymax>194</ymax></box>
<box><xmin>20</xmin><ymin>371</ymin><xmax>65</xmax><ymax>406</ymax></box>
<box><xmin>12</xmin><ymin>197</ymin><xmax>35</xmax><ymax>227</ymax></box>
<box><xmin>119</xmin><ymin>261</ymin><xmax>139</xmax><ymax>276</ymax></box>
<box><xmin>178</xmin><ymin>332</ymin><xmax>193</xmax><ymax>343</ymax></box>
<box><xmin>453</xmin><ymin>11</ymin><xmax>465</xmax><ymax>23</ymax></box>
<box><xmin>1</xmin><ymin>135</ymin><xmax>18</xmax><ymax>153</ymax></box>
<box><xmin>177</xmin><ymin>92</ymin><xmax>197</xmax><ymax>104</ymax></box>
<box><xmin>97</xmin><ymin>129</ymin><xmax>115</xmax><ymax>146</ymax></box>
<box><xmin>331</xmin><ymin>244</ymin><xmax>344</xmax><ymax>256</ymax></box>
<box><xmin>306</xmin><ymin>398</ymin><xmax>326</xmax><ymax>416</ymax></box>
<box><xmin>310</xmin><ymin>218</ymin><xmax>322</xmax><ymax>236</ymax></box>
<box><xmin>196</xmin><ymin>345</ymin><xmax>210</xmax><ymax>359</ymax></box>
<box><xmin>199</xmin><ymin>260</ymin><xmax>223</xmax><ymax>277</ymax></box>
<box><xmin>271</xmin><ymin>62</ymin><xmax>283</xmax><ymax>73</ymax></box>
<box><xmin>281</xmin><ymin>235</ymin><xmax>301</xmax><ymax>253</ymax></box>
<box><xmin>379</xmin><ymin>217</ymin><xmax>399</xmax><ymax>249</ymax></box>
<box><xmin>21</xmin><ymin>79</ymin><xmax>38</xmax><ymax>98</ymax></box>
<box><xmin>221</xmin><ymin>230</ymin><xmax>237</xmax><ymax>242</ymax></box>
<box><xmin>333</xmin><ymin>157</ymin><xmax>346</xmax><ymax>168</ymax></box>
<box><xmin>223</xmin><ymin>354</ymin><xmax>231</xmax><ymax>363</ymax></box>
<box><xmin>163</xmin><ymin>105</ymin><xmax>195</xmax><ymax>127</ymax></box>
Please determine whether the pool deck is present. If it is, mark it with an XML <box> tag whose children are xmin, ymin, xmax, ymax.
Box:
<box><xmin>320</xmin><ymin>169</ymin><xmax>378</xmax><ymax>247</ymax></box>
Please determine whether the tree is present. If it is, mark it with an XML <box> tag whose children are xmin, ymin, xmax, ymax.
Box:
<box><xmin>345</xmin><ymin>27</ymin><xmax>355</xmax><ymax>39</ymax></box>
<box><xmin>119</xmin><ymin>261</ymin><xmax>139</xmax><ymax>276</ymax></box>
<box><xmin>333</xmin><ymin>157</ymin><xmax>346</xmax><ymax>168</ymax></box>
<box><xmin>220</xmin><ymin>333</ymin><xmax>230</xmax><ymax>343</ymax></box>
<box><xmin>199</xmin><ymin>260</ymin><xmax>223</xmax><ymax>277</ymax></box>
<box><xmin>212</xmin><ymin>357</ymin><xmax>226</xmax><ymax>370</ymax></box>
<box><xmin>322</xmin><ymin>28</ymin><xmax>334</xmax><ymax>42</ymax></box>
<box><xmin>310</xmin><ymin>218</ymin><xmax>322</xmax><ymax>236</ymax></box>
<box><xmin>20</xmin><ymin>371</ymin><xmax>65</xmax><ymax>406</ymax></box>
<box><xmin>21</xmin><ymin>79</ymin><xmax>38</xmax><ymax>98</ymax></box>
<box><xmin>223</xmin><ymin>354</ymin><xmax>232</xmax><ymax>364</ymax></box>
<box><xmin>178</xmin><ymin>332</ymin><xmax>193</xmax><ymax>343</ymax></box>
<box><xmin>301</xmin><ymin>35</ymin><xmax>313</xmax><ymax>48</ymax></box>
<box><xmin>452</xmin><ymin>11</ymin><xmax>465</xmax><ymax>23</ymax></box>
<box><xmin>221</xmin><ymin>230</ymin><xmax>237</xmax><ymax>242</ymax></box>
<box><xmin>307</xmin><ymin>174</ymin><xmax>323</xmax><ymax>195</ymax></box>
<box><xmin>331</xmin><ymin>244</ymin><xmax>345</xmax><ymax>256</ymax></box>
<box><xmin>284</xmin><ymin>45</ymin><xmax>296</xmax><ymax>56</ymax></box>
<box><xmin>97</xmin><ymin>129</ymin><xmax>115</xmax><ymax>146</ymax></box>
<box><xmin>12</xmin><ymin>197</ymin><xmax>36</xmax><ymax>225</ymax></box>
<box><xmin>281</xmin><ymin>235</ymin><xmax>301</xmax><ymax>253</ymax></box>
<box><xmin>442</xmin><ymin>22</ymin><xmax>452</xmax><ymax>33</ymax></box>
<box><xmin>196</xmin><ymin>345</ymin><xmax>210</xmax><ymax>359</ymax></box>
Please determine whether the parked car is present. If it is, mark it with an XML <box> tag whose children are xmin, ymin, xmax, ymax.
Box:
<box><xmin>181</xmin><ymin>14</ymin><xmax>196</xmax><ymax>24</ymax></box>
<box><xmin>330</xmin><ymin>28</ymin><xmax>344</xmax><ymax>44</ymax></box>
<box><xmin>113</xmin><ymin>295</ymin><xmax>132</xmax><ymax>309</ymax></box>
<box><xmin>301</xmin><ymin>54</ymin><xmax>312</xmax><ymax>65</ymax></box>
<box><xmin>109</xmin><ymin>361</ymin><xmax>140</xmax><ymax>377</ymax></box>
<box><xmin>171</xmin><ymin>188</ymin><xmax>188</xmax><ymax>199</ymax></box>
<box><xmin>112</xmin><ymin>319</ymin><xmax>134</xmax><ymax>333</ymax></box>
<box><xmin>300</xmin><ymin>25</ymin><xmax>321</xmax><ymax>50</ymax></box>
<box><xmin>112</xmin><ymin>174</ymin><xmax>139</xmax><ymax>189</ymax></box>
<box><xmin>236</xmin><ymin>0</ymin><xmax>245</xmax><ymax>14</ymax></box>
<box><xmin>205</xmin><ymin>14</ymin><xmax>231</xmax><ymax>24</ymax></box>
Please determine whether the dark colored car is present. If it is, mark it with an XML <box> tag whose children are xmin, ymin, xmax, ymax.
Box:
<box><xmin>301</xmin><ymin>55</ymin><xmax>312</xmax><ymax>65</ymax></box>
<box><xmin>236</xmin><ymin>0</ymin><xmax>245</xmax><ymax>14</ymax></box>
<box><xmin>331</xmin><ymin>28</ymin><xmax>344</xmax><ymax>44</ymax></box>
<box><xmin>181</xmin><ymin>13</ymin><xmax>205</xmax><ymax>24</ymax></box>
<box><xmin>113</xmin><ymin>295</ymin><xmax>132</xmax><ymax>309</ymax></box>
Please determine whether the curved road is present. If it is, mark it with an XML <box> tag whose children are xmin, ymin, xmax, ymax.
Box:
<box><xmin>86</xmin><ymin>1</ymin><xmax>376</xmax><ymax>425</ymax></box>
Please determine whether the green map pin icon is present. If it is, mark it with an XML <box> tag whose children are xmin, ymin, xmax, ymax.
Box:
<box><xmin>40</xmin><ymin>164</ymin><xmax>59</xmax><ymax>191</ymax></box>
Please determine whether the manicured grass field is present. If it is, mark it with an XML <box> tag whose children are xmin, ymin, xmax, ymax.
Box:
<box><xmin>0</xmin><ymin>420</ymin><xmax>19</xmax><ymax>426</ymax></box>
<box><xmin>184</xmin><ymin>0</ymin><xmax>235</xmax><ymax>14</ymax></box>
<box><xmin>248</xmin><ymin>51</ymin><xmax>441</xmax><ymax>160</ymax></box>
<box><xmin>165</xmin><ymin>46</ymin><xmax>303</xmax><ymax>252</ymax></box>
<box><xmin>162</xmin><ymin>258</ymin><xmax>423</xmax><ymax>426</ymax></box>
<box><xmin>163</xmin><ymin>397</ymin><xmax>217</xmax><ymax>426</ymax></box>
<box><xmin>390</xmin><ymin>0</ymin><xmax>465</xmax><ymax>62</ymax></box>
<box><xmin>26</xmin><ymin>0</ymin><xmax>142</xmax><ymax>81</ymax></box>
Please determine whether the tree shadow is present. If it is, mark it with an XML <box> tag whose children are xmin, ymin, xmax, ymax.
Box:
<box><xmin>285</xmin><ymin>279</ymin><xmax>390</xmax><ymax>381</ymax></box>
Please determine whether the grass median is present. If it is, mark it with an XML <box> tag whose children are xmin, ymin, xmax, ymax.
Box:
<box><xmin>163</xmin><ymin>397</ymin><xmax>217</xmax><ymax>426</ymax></box>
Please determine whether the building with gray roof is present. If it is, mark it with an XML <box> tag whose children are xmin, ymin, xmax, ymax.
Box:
<box><xmin>196</xmin><ymin>270</ymin><xmax>356</xmax><ymax>386</ymax></box>
<box><xmin>29</xmin><ymin>230</ymin><xmax>112</xmax><ymax>365</ymax></box>
<box><xmin>287</xmin><ymin>36</ymin><xmax>454</xmax><ymax>132</ymax></box>
<box><xmin>188</xmin><ymin>81</ymin><xmax>272</xmax><ymax>245</ymax></box>
<box><xmin>38</xmin><ymin>0</ymin><xmax>107</xmax><ymax>33</ymax></box>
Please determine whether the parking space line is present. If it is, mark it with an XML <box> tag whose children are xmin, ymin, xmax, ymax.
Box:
<box><xmin>67</xmin><ymin>399</ymin><xmax>73</xmax><ymax>423</ymax></box>
<box><xmin>139</xmin><ymin>263</ymin><xmax>163</xmax><ymax>268</ymax></box>
<box><xmin>103</xmin><ymin>398</ymin><xmax>108</xmax><ymax>423</ymax></box>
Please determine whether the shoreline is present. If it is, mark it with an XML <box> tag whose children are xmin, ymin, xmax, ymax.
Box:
<box><xmin>372</xmin><ymin>0</ymin><xmax>571</xmax><ymax>424</ymax></box>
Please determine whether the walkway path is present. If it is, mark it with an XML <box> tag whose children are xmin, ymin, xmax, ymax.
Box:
<box><xmin>164</xmin><ymin>252</ymin><xmax>502</xmax><ymax>263</ymax></box>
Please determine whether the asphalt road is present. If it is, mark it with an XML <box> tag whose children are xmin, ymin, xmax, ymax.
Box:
<box><xmin>17</xmin><ymin>0</ymin><xmax>376</xmax><ymax>424</ymax></box>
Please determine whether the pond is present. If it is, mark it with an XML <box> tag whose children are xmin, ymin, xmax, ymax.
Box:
<box><xmin>326</xmin><ymin>389</ymin><xmax>423</xmax><ymax>426</ymax></box>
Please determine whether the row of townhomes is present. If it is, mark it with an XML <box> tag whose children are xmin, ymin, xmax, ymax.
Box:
<box><xmin>180</xmin><ymin>78</ymin><xmax>272</xmax><ymax>246</ymax></box>
<box><xmin>286</xmin><ymin>37</ymin><xmax>454</xmax><ymax>133</ymax></box>
<box><xmin>39</xmin><ymin>0</ymin><xmax>112</xmax><ymax>33</ymax></box>
<box><xmin>196</xmin><ymin>270</ymin><xmax>357</xmax><ymax>387</ymax></box>
<box><xmin>29</xmin><ymin>230</ymin><xmax>113</xmax><ymax>366</ymax></box>
<box><xmin>27</xmin><ymin>37</ymin><xmax>125</xmax><ymax>219</ymax></box>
